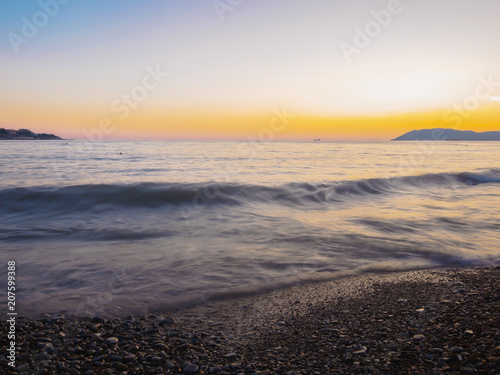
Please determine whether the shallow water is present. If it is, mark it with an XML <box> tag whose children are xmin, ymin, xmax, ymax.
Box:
<box><xmin>0</xmin><ymin>140</ymin><xmax>499</xmax><ymax>316</ymax></box>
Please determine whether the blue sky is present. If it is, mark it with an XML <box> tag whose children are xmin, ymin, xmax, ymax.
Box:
<box><xmin>1</xmin><ymin>0</ymin><xmax>499</xmax><ymax>139</ymax></box>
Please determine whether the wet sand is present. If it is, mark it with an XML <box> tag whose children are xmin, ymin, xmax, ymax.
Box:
<box><xmin>1</xmin><ymin>267</ymin><xmax>499</xmax><ymax>374</ymax></box>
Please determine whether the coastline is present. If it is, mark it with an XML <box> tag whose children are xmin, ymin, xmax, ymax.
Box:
<box><xmin>2</xmin><ymin>267</ymin><xmax>499</xmax><ymax>374</ymax></box>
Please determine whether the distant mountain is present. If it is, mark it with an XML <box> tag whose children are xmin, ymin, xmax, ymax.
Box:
<box><xmin>392</xmin><ymin>128</ymin><xmax>500</xmax><ymax>141</ymax></box>
<box><xmin>0</xmin><ymin>128</ymin><xmax>62</xmax><ymax>140</ymax></box>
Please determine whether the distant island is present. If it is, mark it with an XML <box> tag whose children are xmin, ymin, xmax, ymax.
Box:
<box><xmin>392</xmin><ymin>128</ymin><xmax>500</xmax><ymax>141</ymax></box>
<box><xmin>0</xmin><ymin>128</ymin><xmax>62</xmax><ymax>140</ymax></box>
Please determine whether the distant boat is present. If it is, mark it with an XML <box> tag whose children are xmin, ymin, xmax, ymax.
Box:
<box><xmin>313</xmin><ymin>139</ymin><xmax>320</xmax><ymax>142</ymax></box>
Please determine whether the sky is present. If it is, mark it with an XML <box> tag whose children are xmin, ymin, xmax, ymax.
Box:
<box><xmin>1</xmin><ymin>0</ymin><xmax>499</xmax><ymax>140</ymax></box>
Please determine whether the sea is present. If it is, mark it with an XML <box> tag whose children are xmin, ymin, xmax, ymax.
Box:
<box><xmin>1</xmin><ymin>140</ymin><xmax>499</xmax><ymax>317</ymax></box>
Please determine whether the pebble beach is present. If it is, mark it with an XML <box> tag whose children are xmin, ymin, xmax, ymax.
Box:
<box><xmin>2</xmin><ymin>267</ymin><xmax>499</xmax><ymax>375</ymax></box>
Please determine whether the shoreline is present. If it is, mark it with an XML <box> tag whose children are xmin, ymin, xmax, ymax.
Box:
<box><xmin>1</xmin><ymin>267</ymin><xmax>499</xmax><ymax>374</ymax></box>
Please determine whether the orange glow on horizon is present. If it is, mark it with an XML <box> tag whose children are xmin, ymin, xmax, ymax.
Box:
<box><xmin>1</xmin><ymin>103</ymin><xmax>499</xmax><ymax>141</ymax></box>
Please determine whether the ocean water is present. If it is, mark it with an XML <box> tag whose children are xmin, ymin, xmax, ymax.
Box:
<box><xmin>1</xmin><ymin>140</ymin><xmax>499</xmax><ymax>317</ymax></box>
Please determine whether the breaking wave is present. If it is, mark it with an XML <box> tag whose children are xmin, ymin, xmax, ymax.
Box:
<box><xmin>1</xmin><ymin>170</ymin><xmax>498</xmax><ymax>215</ymax></box>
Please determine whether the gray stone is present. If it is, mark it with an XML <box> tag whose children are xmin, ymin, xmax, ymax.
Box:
<box><xmin>183</xmin><ymin>364</ymin><xmax>198</xmax><ymax>374</ymax></box>
<box><xmin>37</xmin><ymin>343</ymin><xmax>53</xmax><ymax>350</ymax></box>
<box><xmin>159</xmin><ymin>316</ymin><xmax>176</xmax><ymax>325</ymax></box>
<box><xmin>91</xmin><ymin>334</ymin><xmax>103</xmax><ymax>342</ymax></box>
<box><xmin>104</xmin><ymin>337</ymin><xmax>119</xmax><ymax>345</ymax></box>
<box><xmin>115</xmin><ymin>362</ymin><xmax>128</xmax><ymax>371</ymax></box>
<box><xmin>353</xmin><ymin>346</ymin><xmax>367</xmax><ymax>355</ymax></box>
<box><xmin>36</xmin><ymin>337</ymin><xmax>52</xmax><ymax>342</ymax></box>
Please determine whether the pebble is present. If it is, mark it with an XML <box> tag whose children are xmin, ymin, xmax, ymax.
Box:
<box><xmin>91</xmin><ymin>334</ymin><xmax>103</xmax><ymax>342</ymax></box>
<box><xmin>36</xmin><ymin>337</ymin><xmax>52</xmax><ymax>342</ymax></box>
<box><xmin>115</xmin><ymin>362</ymin><xmax>128</xmax><ymax>371</ymax></box>
<box><xmin>159</xmin><ymin>316</ymin><xmax>176</xmax><ymax>325</ymax></box>
<box><xmin>183</xmin><ymin>363</ymin><xmax>199</xmax><ymax>374</ymax></box>
<box><xmin>413</xmin><ymin>334</ymin><xmax>425</xmax><ymax>340</ymax></box>
<box><xmin>104</xmin><ymin>337</ymin><xmax>119</xmax><ymax>345</ymax></box>
<box><xmin>353</xmin><ymin>346</ymin><xmax>367</xmax><ymax>355</ymax></box>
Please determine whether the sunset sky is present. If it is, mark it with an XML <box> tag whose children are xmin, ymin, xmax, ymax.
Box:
<box><xmin>1</xmin><ymin>0</ymin><xmax>499</xmax><ymax>140</ymax></box>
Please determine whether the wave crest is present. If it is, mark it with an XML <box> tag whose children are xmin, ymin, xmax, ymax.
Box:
<box><xmin>0</xmin><ymin>170</ymin><xmax>498</xmax><ymax>214</ymax></box>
